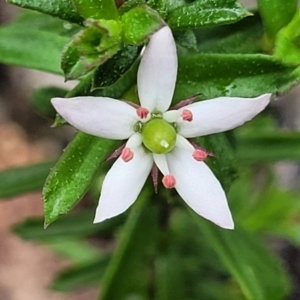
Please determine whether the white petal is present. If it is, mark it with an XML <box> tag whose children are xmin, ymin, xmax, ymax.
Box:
<box><xmin>178</xmin><ymin>94</ymin><xmax>271</xmax><ymax>138</ymax></box>
<box><xmin>51</xmin><ymin>97</ymin><xmax>138</xmax><ymax>139</ymax></box>
<box><xmin>175</xmin><ymin>135</ymin><xmax>194</xmax><ymax>152</ymax></box>
<box><xmin>94</xmin><ymin>146</ymin><xmax>153</xmax><ymax>222</ymax></box>
<box><xmin>153</xmin><ymin>154</ymin><xmax>170</xmax><ymax>174</ymax></box>
<box><xmin>137</xmin><ymin>26</ymin><xmax>177</xmax><ymax>112</ymax></box>
<box><xmin>166</xmin><ymin>147</ymin><xmax>234</xmax><ymax>229</ymax></box>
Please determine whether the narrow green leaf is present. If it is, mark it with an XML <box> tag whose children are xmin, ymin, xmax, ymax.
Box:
<box><xmin>31</xmin><ymin>86</ymin><xmax>68</xmax><ymax>119</ymax></box>
<box><xmin>6</xmin><ymin>10</ymin><xmax>81</xmax><ymax>35</ymax></box>
<box><xmin>191</xmin><ymin>214</ymin><xmax>290</xmax><ymax>300</ymax></box>
<box><xmin>52</xmin><ymin>256</ymin><xmax>110</xmax><ymax>291</ymax></box>
<box><xmin>118</xmin><ymin>0</ymin><xmax>146</xmax><ymax>15</ymax></box>
<box><xmin>167</xmin><ymin>0</ymin><xmax>249</xmax><ymax>30</ymax></box>
<box><xmin>174</xmin><ymin>30</ymin><xmax>197</xmax><ymax>50</ymax></box>
<box><xmin>13</xmin><ymin>211</ymin><xmax>124</xmax><ymax>240</ymax></box>
<box><xmin>174</xmin><ymin>54</ymin><xmax>300</xmax><ymax>101</ymax></box>
<box><xmin>100</xmin><ymin>186</ymin><xmax>158</xmax><ymax>299</ymax></box>
<box><xmin>196</xmin><ymin>13</ymin><xmax>264</xmax><ymax>54</ymax></box>
<box><xmin>274</xmin><ymin>10</ymin><xmax>300</xmax><ymax>65</ymax></box>
<box><xmin>148</xmin><ymin>0</ymin><xmax>168</xmax><ymax>19</ymax></box>
<box><xmin>8</xmin><ymin>0</ymin><xmax>83</xmax><ymax>24</ymax></box>
<box><xmin>0</xmin><ymin>25</ymin><xmax>67</xmax><ymax>74</ymax></box>
<box><xmin>73</xmin><ymin>0</ymin><xmax>119</xmax><ymax>20</ymax></box>
<box><xmin>43</xmin><ymin>134</ymin><xmax>120</xmax><ymax>225</ymax></box>
<box><xmin>92</xmin><ymin>45</ymin><xmax>140</xmax><ymax>88</ymax></box>
<box><xmin>61</xmin><ymin>40</ymin><xmax>90</xmax><ymax>80</ymax></box>
<box><xmin>0</xmin><ymin>161</ymin><xmax>55</xmax><ymax>199</ymax></box>
<box><xmin>44</xmin><ymin>238</ymin><xmax>100</xmax><ymax>262</ymax></box>
<box><xmin>164</xmin><ymin>0</ymin><xmax>185</xmax><ymax>11</ymax></box>
<box><xmin>236</xmin><ymin>132</ymin><xmax>300</xmax><ymax>161</ymax></box>
<box><xmin>121</xmin><ymin>5</ymin><xmax>164</xmax><ymax>45</ymax></box>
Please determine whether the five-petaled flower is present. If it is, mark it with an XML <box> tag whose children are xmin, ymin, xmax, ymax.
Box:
<box><xmin>52</xmin><ymin>26</ymin><xmax>271</xmax><ymax>229</ymax></box>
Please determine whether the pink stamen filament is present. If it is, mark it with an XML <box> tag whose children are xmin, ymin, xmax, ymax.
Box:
<box><xmin>170</xmin><ymin>94</ymin><xmax>200</xmax><ymax>110</ymax></box>
<box><xmin>121</xmin><ymin>147</ymin><xmax>134</xmax><ymax>162</ymax></box>
<box><xmin>193</xmin><ymin>149</ymin><xmax>207</xmax><ymax>161</ymax></box>
<box><xmin>151</xmin><ymin>164</ymin><xmax>159</xmax><ymax>193</ymax></box>
<box><xmin>136</xmin><ymin>107</ymin><xmax>149</xmax><ymax>119</ymax></box>
<box><xmin>106</xmin><ymin>144</ymin><xmax>125</xmax><ymax>161</ymax></box>
<box><xmin>162</xmin><ymin>174</ymin><xmax>176</xmax><ymax>189</ymax></box>
<box><xmin>181</xmin><ymin>109</ymin><xmax>193</xmax><ymax>122</ymax></box>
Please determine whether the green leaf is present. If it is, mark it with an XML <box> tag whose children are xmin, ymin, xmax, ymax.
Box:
<box><xmin>92</xmin><ymin>45</ymin><xmax>140</xmax><ymax>88</ymax></box>
<box><xmin>100</xmin><ymin>185</ymin><xmax>158</xmax><ymax>299</ymax></box>
<box><xmin>43</xmin><ymin>134</ymin><xmax>120</xmax><ymax>225</ymax></box>
<box><xmin>61</xmin><ymin>19</ymin><xmax>122</xmax><ymax>80</ymax></box>
<box><xmin>118</xmin><ymin>0</ymin><xmax>146</xmax><ymax>15</ymax></box>
<box><xmin>235</xmin><ymin>114</ymin><xmax>300</xmax><ymax>161</ymax></box>
<box><xmin>174</xmin><ymin>30</ymin><xmax>197</xmax><ymax>51</ymax></box>
<box><xmin>236</xmin><ymin>132</ymin><xmax>300</xmax><ymax>161</ymax></box>
<box><xmin>121</xmin><ymin>5</ymin><xmax>164</xmax><ymax>45</ymax></box>
<box><xmin>61</xmin><ymin>41</ymin><xmax>89</xmax><ymax>80</ymax></box>
<box><xmin>196</xmin><ymin>13</ymin><xmax>264</xmax><ymax>54</ymax></box>
<box><xmin>73</xmin><ymin>0</ymin><xmax>119</xmax><ymax>20</ymax></box>
<box><xmin>167</xmin><ymin>0</ymin><xmax>249</xmax><ymax>30</ymax></box>
<box><xmin>0</xmin><ymin>161</ymin><xmax>55</xmax><ymax>199</ymax></box>
<box><xmin>0</xmin><ymin>24</ymin><xmax>67</xmax><ymax>74</ymax></box>
<box><xmin>52</xmin><ymin>256</ymin><xmax>110</xmax><ymax>291</ymax></box>
<box><xmin>7</xmin><ymin>10</ymin><xmax>81</xmax><ymax>36</ymax></box>
<box><xmin>44</xmin><ymin>238</ymin><xmax>100</xmax><ymax>262</ymax></box>
<box><xmin>258</xmin><ymin>0</ymin><xmax>297</xmax><ymax>42</ymax></box>
<box><xmin>148</xmin><ymin>0</ymin><xmax>168</xmax><ymax>19</ymax></box>
<box><xmin>13</xmin><ymin>211</ymin><xmax>124</xmax><ymax>240</ymax></box>
<box><xmin>31</xmin><ymin>86</ymin><xmax>68</xmax><ymax>119</ymax></box>
<box><xmin>274</xmin><ymin>10</ymin><xmax>300</xmax><ymax>65</ymax></box>
<box><xmin>191</xmin><ymin>214</ymin><xmax>290</xmax><ymax>300</ymax></box>
<box><xmin>8</xmin><ymin>0</ymin><xmax>83</xmax><ymax>24</ymax></box>
<box><xmin>174</xmin><ymin>54</ymin><xmax>300</xmax><ymax>101</ymax></box>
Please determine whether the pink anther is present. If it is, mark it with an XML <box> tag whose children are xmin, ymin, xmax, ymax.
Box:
<box><xmin>181</xmin><ymin>109</ymin><xmax>193</xmax><ymax>122</ymax></box>
<box><xmin>193</xmin><ymin>149</ymin><xmax>207</xmax><ymax>161</ymax></box>
<box><xmin>162</xmin><ymin>174</ymin><xmax>176</xmax><ymax>189</ymax></box>
<box><xmin>121</xmin><ymin>147</ymin><xmax>134</xmax><ymax>162</ymax></box>
<box><xmin>136</xmin><ymin>107</ymin><xmax>149</xmax><ymax>119</ymax></box>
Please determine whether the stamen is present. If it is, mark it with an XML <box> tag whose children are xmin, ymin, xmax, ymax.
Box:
<box><xmin>193</xmin><ymin>149</ymin><xmax>207</xmax><ymax>161</ymax></box>
<box><xmin>189</xmin><ymin>140</ymin><xmax>216</xmax><ymax>157</ymax></box>
<box><xmin>170</xmin><ymin>93</ymin><xmax>201</xmax><ymax>110</ymax></box>
<box><xmin>121</xmin><ymin>147</ymin><xmax>134</xmax><ymax>162</ymax></box>
<box><xmin>181</xmin><ymin>109</ymin><xmax>193</xmax><ymax>122</ymax></box>
<box><xmin>151</xmin><ymin>164</ymin><xmax>159</xmax><ymax>193</ymax></box>
<box><xmin>162</xmin><ymin>174</ymin><xmax>176</xmax><ymax>189</ymax></box>
<box><xmin>106</xmin><ymin>144</ymin><xmax>125</xmax><ymax>161</ymax></box>
<box><xmin>136</xmin><ymin>107</ymin><xmax>149</xmax><ymax>119</ymax></box>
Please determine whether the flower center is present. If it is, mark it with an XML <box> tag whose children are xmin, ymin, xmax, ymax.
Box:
<box><xmin>142</xmin><ymin>119</ymin><xmax>176</xmax><ymax>154</ymax></box>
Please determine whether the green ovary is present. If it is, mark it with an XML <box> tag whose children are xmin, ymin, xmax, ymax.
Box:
<box><xmin>142</xmin><ymin>119</ymin><xmax>176</xmax><ymax>154</ymax></box>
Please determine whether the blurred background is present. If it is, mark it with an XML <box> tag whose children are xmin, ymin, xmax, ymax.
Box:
<box><xmin>1</xmin><ymin>0</ymin><xmax>300</xmax><ymax>299</ymax></box>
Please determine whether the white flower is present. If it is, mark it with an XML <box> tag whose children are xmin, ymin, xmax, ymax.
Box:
<box><xmin>51</xmin><ymin>26</ymin><xmax>271</xmax><ymax>229</ymax></box>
